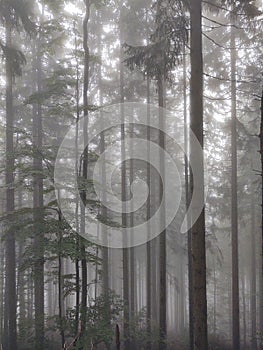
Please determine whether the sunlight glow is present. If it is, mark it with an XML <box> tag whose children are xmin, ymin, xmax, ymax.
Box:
<box><xmin>64</xmin><ymin>3</ymin><xmax>82</xmax><ymax>15</ymax></box>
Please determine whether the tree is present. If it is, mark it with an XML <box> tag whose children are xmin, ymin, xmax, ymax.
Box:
<box><xmin>124</xmin><ymin>2</ymin><xmax>187</xmax><ymax>348</ymax></box>
<box><xmin>120</xmin><ymin>7</ymin><xmax>130</xmax><ymax>349</ymax></box>
<box><xmin>189</xmin><ymin>0</ymin><xmax>208</xmax><ymax>349</ymax></box>
<box><xmin>4</xmin><ymin>18</ymin><xmax>17</xmax><ymax>350</ymax></box>
<box><xmin>32</xmin><ymin>29</ymin><xmax>45</xmax><ymax>350</ymax></box>
<box><xmin>0</xmin><ymin>2</ymin><xmax>34</xmax><ymax>349</ymax></box>
<box><xmin>230</xmin><ymin>16</ymin><xmax>240</xmax><ymax>350</ymax></box>
<box><xmin>79</xmin><ymin>0</ymin><xmax>91</xmax><ymax>346</ymax></box>
<box><xmin>260</xmin><ymin>85</ymin><xmax>263</xmax><ymax>350</ymax></box>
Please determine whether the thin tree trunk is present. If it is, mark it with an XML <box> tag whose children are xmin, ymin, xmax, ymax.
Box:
<box><xmin>241</xmin><ymin>275</ymin><xmax>247</xmax><ymax>348</ymax></box>
<box><xmin>129</xmin><ymin>117</ymin><xmax>136</xmax><ymax>350</ymax></box>
<box><xmin>98</xmin><ymin>12</ymin><xmax>109</xmax><ymax>294</ymax></box>
<box><xmin>17</xmin><ymin>176</ymin><xmax>26</xmax><ymax>341</ymax></box>
<box><xmin>145</xmin><ymin>9</ymin><xmax>152</xmax><ymax>346</ymax></box>
<box><xmin>116</xmin><ymin>324</ymin><xmax>120</xmax><ymax>350</ymax></box>
<box><xmin>183</xmin><ymin>44</ymin><xmax>194</xmax><ymax>349</ymax></box>
<box><xmin>18</xmin><ymin>242</ymin><xmax>26</xmax><ymax>342</ymax></box>
<box><xmin>158</xmin><ymin>74</ymin><xmax>167</xmax><ymax>350</ymax></box>
<box><xmin>58</xmin><ymin>208</ymin><xmax>65</xmax><ymax>348</ymax></box>
<box><xmin>146</xmin><ymin>74</ymin><xmax>152</xmax><ymax>350</ymax></box>
<box><xmin>189</xmin><ymin>1</ymin><xmax>208</xmax><ymax>349</ymax></box>
<box><xmin>0</xmin><ymin>239</ymin><xmax>4</xmax><ymax>342</ymax></box>
<box><xmin>33</xmin><ymin>35</ymin><xmax>45</xmax><ymax>350</ymax></box>
<box><xmin>213</xmin><ymin>257</ymin><xmax>216</xmax><ymax>338</ymax></box>
<box><xmin>74</xmin><ymin>21</ymin><xmax>80</xmax><ymax>336</ymax></box>
<box><xmin>250</xmin><ymin>189</ymin><xmax>257</xmax><ymax>350</ymax></box>
<box><xmin>260</xmin><ymin>85</ymin><xmax>263</xmax><ymax>350</ymax></box>
<box><xmin>119</xmin><ymin>8</ymin><xmax>130</xmax><ymax>349</ymax></box>
<box><xmin>4</xmin><ymin>17</ymin><xmax>17</xmax><ymax>350</ymax></box>
<box><xmin>79</xmin><ymin>1</ymin><xmax>90</xmax><ymax>343</ymax></box>
<box><xmin>230</xmin><ymin>19</ymin><xmax>240</xmax><ymax>350</ymax></box>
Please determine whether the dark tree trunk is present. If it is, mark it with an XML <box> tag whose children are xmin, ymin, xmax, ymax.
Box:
<box><xmin>5</xmin><ymin>19</ymin><xmax>17</xmax><ymax>350</ymax></box>
<box><xmin>189</xmin><ymin>1</ymin><xmax>208</xmax><ymax>349</ymax></box>
<box><xmin>115</xmin><ymin>324</ymin><xmax>121</xmax><ymax>350</ymax></box>
<box><xmin>129</xmin><ymin>120</ymin><xmax>136</xmax><ymax>350</ymax></box>
<box><xmin>119</xmin><ymin>8</ymin><xmax>130</xmax><ymax>349</ymax></box>
<box><xmin>250</xmin><ymin>189</ymin><xmax>257</xmax><ymax>350</ymax></box>
<box><xmin>33</xmin><ymin>34</ymin><xmax>45</xmax><ymax>350</ymax></box>
<box><xmin>260</xmin><ymin>85</ymin><xmax>263</xmax><ymax>350</ymax></box>
<box><xmin>146</xmin><ymin>75</ymin><xmax>152</xmax><ymax>350</ymax></box>
<box><xmin>17</xmin><ymin>242</ymin><xmax>26</xmax><ymax>342</ymax></box>
<box><xmin>213</xmin><ymin>258</ymin><xmax>217</xmax><ymax>338</ymax></box>
<box><xmin>74</xmin><ymin>23</ymin><xmax>81</xmax><ymax>336</ymax></box>
<box><xmin>79</xmin><ymin>0</ymin><xmax>90</xmax><ymax>343</ymax></box>
<box><xmin>230</xmin><ymin>20</ymin><xmax>240</xmax><ymax>350</ymax></box>
<box><xmin>0</xmin><ymin>240</ymin><xmax>4</xmax><ymax>342</ymax></box>
<box><xmin>158</xmin><ymin>75</ymin><xmax>167</xmax><ymax>350</ymax></box>
<box><xmin>58</xmin><ymin>209</ymin><xmax>65</xmax><ymax>348</ymax></box>
<box><xmin>241</xmin><ymin>276</ymin><xmax>246</xmax><ymax>347</ymax></box>
<box><xmin>183</xmin><ymin>44</ymin><xmax>194</xmax><ymax>349</ymax></box>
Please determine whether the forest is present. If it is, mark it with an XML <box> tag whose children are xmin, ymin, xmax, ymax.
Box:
<box><xmin>0</xmin><ymin>0</ymin><xmax>262</xmax><ymax>349</ymax></box>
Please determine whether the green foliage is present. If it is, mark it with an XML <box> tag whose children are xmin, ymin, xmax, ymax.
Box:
<box><xmin>65</xmin><ymin>291</ymin><xmax>123</xmax><ymax>348</ymax></box>
<box><xmin>17</xmin><ymin>317</ymin><xmax>35</xmax><ymax>348</ymax></box>
<box><xmin>128</xmin><ymin>308</ymin><xmax>160</xmax><ymax>348</ymax></box>
<box><xmin>0</xmin><ymin>0</ymin><xmax>36</xmax><ymax>34</ymax></box>
<box><xmin>124</xmin><ymin>0</ymin><xmax>188</xmax><ymax>80</ymax></box>
<box><xmin>0</xmin><ymin>42</ymin><xmax>26</xmax><ymax>77</ymax></box>
<box><xmin>24</xmin><ymin>67</ymin><xmax>76</xmax><ymax>104</ymax></box>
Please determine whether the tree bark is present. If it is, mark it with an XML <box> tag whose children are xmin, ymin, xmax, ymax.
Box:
<box><xmin>115</xmin><ymin>324</ymin><xmax>120</xmax><ymax>350</ymax></box>
<box><xmin>79</xmin><ymin>0</ymin><xmax>90</xmax><ymax>343</ymax></box>
<box><xmin>33</xmin><ymin>32</ymin><xmax>45</xmax><ymax>350</ymax></box>
<box><xmin>260</xmin><ymin>84</ymin><xmax>263</xmax><ymax>350</ymax></box>
<box><xmin>183</xmin><ymin>44</ymin><xmax>194</xmax><ymax>349</ymax></box>
<box><xmin>230</xmin><ymin>19</ymin><xmax>240</xmax><ymax>350</ymax></box>
<box><xmin>146</xmin><ymin>75</ymin><xmax>152</xmax><ymax>350</ymax></box>
<box><xmin>250</xmin><ymin>189</ymin><xmax>257</xmax><ymax>350</ymax></box>
<box><xmin>58</xmin><ymin>209</ymin><xmax>65</xmax><ymax>348</ymax></box>
<box><xmin>189</xmin><ymin>1</ymin><xmax>208</xmax><ymax>349</ymax></box>
<box><xmin>158</xmin><ymin>75</ymin><xmax>167</xmax><ymax>350</ymax></box>
<box><xmin>74</xmin><ymin>23</ymin><xmax>81</xmax><ymax>336</ymax></box>
<box><xmin>5</xmin><ymin>18</ymin><xmax>17</xmax><ymax>350</ymax></box>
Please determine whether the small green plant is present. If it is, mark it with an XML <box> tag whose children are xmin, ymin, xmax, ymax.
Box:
<box><xmin>65</xmin><ymin>290</ymin><xmax>123</xmax><ymax>349</ymax></box>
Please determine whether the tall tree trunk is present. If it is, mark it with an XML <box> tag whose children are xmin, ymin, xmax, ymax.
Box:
<box><xmin>146</xmin><ymin>74</ymin><xmax>152</xmax><ymax>350</ymax></box>
<box><xmin>145</xmin><ymin>9</ymin><xmax>152</xmax><ymax>346</ymax></box>
<box><xmin>74</xmin><ymin>26</ymin><xmax>81</xmax><ymax>336</ymax></box>
<box><xmin>189</xmin><ymin>1</ymin><xmax>208</xmax><ymax>349</ymax></box>
<box><xmin>98</xmin><ymin>14</ymin><xmax>111</xmax><ymax>348</ymax></box>
<box><xmin>98</xmin><ymin>11</ymin><xmax>109</xmax><ymax>295</ymax></box>
<box><xmin>79</xmin><ymin>0</ymin><xmax>90</xmax><ymax>343</ymax></box>
<box><xmin>260</xmin><ymin>85</ymin><xmax>263</xmax><ymax>350</ymax></box>
<box><xmin>120</xmin><ymin>11</ymin><xmax>130</xmax><ymax>347</ymax></box>
<box><xmin>118</xmin><ymin>7</ymin><xmax>130</xmax><ymax>348</ymax></box>
<box><xmin>183</xmin><ymin>44</ymin><xmax>194</xmax><ymax>349</ymax></box>
<box><xmin>158</xmin><ymin>74</ymin><xmax>167</xmax><ymax>350</ymax></box>
<box><xmin>250</xmin><ymin>188</ymin><xmax>257</xmax><ymax>350</ymax></box>
<box><xmin>4</xmin><ymin>17</ymin><xmax>17</xmax><ymax>350</ymax></box>
<box><xmin>33</xmin><ymin>36</ymin><xmax>45</xmax><ymax>350</ymax></box>
<box><xmin>230</xmin><ymin>20</ymin><xmax>240</xmax><ymax>350</ymax></box>
<box><xmin>129</xmin><ymin>118</ymin><xmax>136</xmax><ymax>350</ymax></box>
